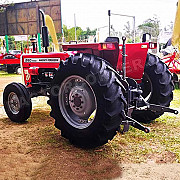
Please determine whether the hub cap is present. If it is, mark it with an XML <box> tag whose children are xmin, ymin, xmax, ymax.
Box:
<box><xmin>16</xmin><ymin>67</ymin><xmax>22</xmax><ymax>75</ymax></box>
<box><xmin>59</xmin><ymin>75</ymin><xmax>97</xmax><ymax>129</ymax></box>
<box><xmin>8</xmin><ymin>92</ymin><xmax>20</xmax><ymax>114</ymax></box>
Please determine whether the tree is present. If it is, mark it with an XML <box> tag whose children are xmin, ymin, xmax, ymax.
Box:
<box><xmin>8</xmin><ymin>36</ymin><xmax>15</xmax><ymax>50</ymax></box>
<box><xmin>7</xmin><ymin>36</ymin><xmax>30</xmax><ymax>51</ymax></box>
<box><xmin>138</xmin><ymin>16</ymin><xmax>160</xmax><ymax>37</ymax></box>
<box><xmin>63</xmin><ymin>25</ymin><xmax>68</xmax><ymax>40</ymax></box>
<box><xmin>124</xmin><ymin>21</ymin><xmax>134</xmax><ymax>43</ymax></box>
<box><xmin>63</xmin><ymin>25</ymin><xmax>83</xmax><ymax>42</ymax></box>
<box><xmin>63</xmin><ymin>25</ymin><xmax>96</xmax><ymax>42</ymax></box>
<box><xmin>80</xmin><ymin>27</ymin><xmax>97</xmax><ymax>40</ymax></box>
<box><xmin>68</xmin><ymin>27</ymin><xmax>83</xmax><ymax>41</ymax></box>
<box><xmin>0</xmin><ymin>0</ymin><xmax>9</xmax><ymax>6</ymax></box>
<box><xmin>164</xmin><ymin>21</ymin><xmax>173</xmax><ymax>32</ymax></box>
<box><xmin>0</xmin><ymin>0</ymin><xmax>13</xmax><ymax>12</ymax></box>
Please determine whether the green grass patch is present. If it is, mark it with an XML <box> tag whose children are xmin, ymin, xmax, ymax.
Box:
<box><xmin>170</xmin><ymin>89</ymin><xmax>180</xmax><ymax>108</ymax></box>
<box><xmin>95</xmin><ymin>89</ymin><xmax>180</xmax><ymax>163</ymax></box>
<box><xmin>102</xmin><ymin>122</ymin><xmax>180</xmax><ymax>163</ymax></box>
<box><xmin>0</xmin><ymin>70</ymin><xmax>20</xmax><ymax>77</ymax></box>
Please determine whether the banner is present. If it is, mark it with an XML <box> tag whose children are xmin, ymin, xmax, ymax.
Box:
<box><xmin>0</xmin><ymin>0</ymin><xmax>62</xmax><ymax>36</ymax></box>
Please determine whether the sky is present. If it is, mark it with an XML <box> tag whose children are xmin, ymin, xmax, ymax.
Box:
<box><xmin>12</xmin><ymin>0</ymin><xmax>178</xmax><ymax>31</ymax></box>
<box><xmin>61</xmin><ymin>0</ymin><xmax>178</xmax><ymax>31</ymax></box>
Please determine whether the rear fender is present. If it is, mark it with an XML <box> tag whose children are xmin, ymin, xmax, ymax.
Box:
<box><xmin>63</xmin><ymin>42</ymin><xmax>119</xmax><ymax>69</ymax></box>
<box><xmin>117</xmin><ymin>43</ymin><xmax>150</xmax><ymax>83</ymax></box>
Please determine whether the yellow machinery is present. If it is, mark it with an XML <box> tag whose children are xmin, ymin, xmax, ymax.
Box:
<box><xmin>172</xmin><ymin>0</ymin><xmax>180</xmax><ymax>49</ymax></box>
<box><xmin>45</xmin><ymin>15</ymin><xmax>60</xmax><ymax>52</ymax></box>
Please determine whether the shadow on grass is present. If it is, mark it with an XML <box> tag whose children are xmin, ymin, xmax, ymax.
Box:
<box><xmin>0</xmin><ymin>109</ymin><xmax>122</xmax><ymax>180</ymax></box>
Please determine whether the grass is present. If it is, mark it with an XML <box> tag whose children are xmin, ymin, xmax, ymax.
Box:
<box><xmin>170</xmin><ymin>89</ymin><xmax>180</xmax><ymax>108</ymax></box>
<box><xmin>1</xmin><ymin>88</ymin><xmax>180</xmax><ymax>165</ymax></box>
<box><xmin>30</xmin><ymin>103</ymin><xmax>180</xmax><ymax>164</ymax></box>
<box><xmin>1</xmin><ymin>90</ymin><xmax>179</xmax><ymax>179</ymax></box>
<box><xmin>0</xmin><ymin>70</ymin><xmax>20</xmax><ymax>77</ymax></box>
<box><xmin>99</xmin><ymin>89</ymin><xmax>180</xmax><ymax>163</ymax></box>
<box><xmin>20</xmin><ymin>89</ymin><xmax>180</xmax><ymax>164</ymax></box>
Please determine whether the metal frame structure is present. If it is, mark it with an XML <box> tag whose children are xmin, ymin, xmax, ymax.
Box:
<box><xmin>108</xmin><ymin>10</ymin><xmax>136</xmax><ymax>42</ymax></box>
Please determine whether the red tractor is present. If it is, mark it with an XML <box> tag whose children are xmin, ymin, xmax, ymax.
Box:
<box><xmin>0</xmin><ymin>52</ymin><xmax>21</xmax><ymax>74</ymax></box>
<box><xmin>3</xmin><ymin>10</ymin><xmax>178</xmax><ymax>148</ymax></box>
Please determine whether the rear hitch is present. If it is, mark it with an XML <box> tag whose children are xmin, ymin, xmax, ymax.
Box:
<box><xmin>120</xmin><ymin>116</ymin><xmax>150</xmax><ymax>134</ymax></box>
<box><xmin>147</xmin><ymin>104</ymin><xmax>178</xmax><ymax>115</ymax></box>
<box><xmin>137</xmin><ymin>97</ymin><xmax>178</xmax><ymax>115</ymax></box>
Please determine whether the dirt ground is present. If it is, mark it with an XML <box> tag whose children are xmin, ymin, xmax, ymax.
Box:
<box><xmin>0</xmin><ymin>76</ymin><xmax>180</xmax><ymax>180</ymax></box>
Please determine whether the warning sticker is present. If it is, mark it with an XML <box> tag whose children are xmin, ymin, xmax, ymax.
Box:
<box><xmin>141</xmin><ymin>45</ymin><xmax>148</xmax><ymax>49</ymax></box>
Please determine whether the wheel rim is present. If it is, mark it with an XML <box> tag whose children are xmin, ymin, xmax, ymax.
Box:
<box><xmin>16</xmin><ymin>67</ymin><xmax>21</xmax><ymax>75</ymax></box>
<box><xmin>141</xmin><ymin>73</ymin><xmax>153</xmax><ymax>102</ymax></box>
<box><xmin>8</xmin><ymin>92</ymin><xmax>20</xmax><ymax>114</ymax></box>
<box><xmin>59</xmin><ymin>75</ymin><xmax>97</xmax><ymax>129</ymax></box>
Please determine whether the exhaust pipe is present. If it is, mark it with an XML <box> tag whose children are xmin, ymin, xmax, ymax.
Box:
<box><xmin>39</xmin><ymin>9</ymin><xmax>49</xmax><ymax>53</ymax></box>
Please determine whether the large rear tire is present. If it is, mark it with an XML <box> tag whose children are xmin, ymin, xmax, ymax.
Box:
<box><xmin>48</xmin><ymin>54</ymin><xmax>126</xmax><ymax>148</ymax></box>
<box><xmin>3</xmin><ymin>83</ymin><xmax>32</xmax><ymax>122</ymax></box>
<box><xmin>132</xmin><ymin>53</ymin><xmax>174</xmax><ymax>123</ymax></box>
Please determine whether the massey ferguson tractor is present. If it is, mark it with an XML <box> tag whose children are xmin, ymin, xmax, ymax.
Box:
<box><xmin>3</xmin><ymin>10</ymin><xmax>178</xmax><ymax>148</ymax></box>
<box><xmin>0</xmin><ymin>52</ymin><xmax>21</xmax><ymax>74</ymax></box>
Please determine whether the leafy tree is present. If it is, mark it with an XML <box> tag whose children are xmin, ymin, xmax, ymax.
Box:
<box><xmin>0</xmin><ymin>0</ymin><xmax>9</xmax><ymax>7</ymax></box>
<box><xmin>124</xmin><ymin>21</ymin><xmax>134</xmax><ymax>42</ymax></box>
<box><xmin>68</xmin><ymin>26</ymin><xmax>83</xmax><ymax>41</ymax></box>
<box><xmin>164</xmin><ymin>21</ymin><xmax>173</xmax><ymax>32</ymax></box>
<box><xmin>8</xmin><ymin>36</ymin><xmax>15</xmax><ymax>50</ymax></box>
<box><xmin>63</xmin><ymin>25</ymin><xmax>68</xmax><ymax>40</ymax></box>
<box><xmin>7</xmin><ymin>36</ymin><xmax>30</xmax><ymax>51</ymax></box>
<box><xmin>0</xmin><ymin>0</ymin><xmax>13</xmax><ymax>12</ymax></box>
<box><xmin>56</xmin><ymin>33</ymin><xmax>62</xmax><ymax>41</ymax></box>
<box><xmin>138</xmin><ymin>16</ymin><xmax>160</xmax><ymax>37</ymax></box>
<box><xmin>80</xmin><ymin>27</ymin><xmax>97</xmax><ymax>40</ymax></box>
<box><xmin>123</xmin><ymin>21</ymin><xmax>138</xmax><ymax>43</ymax></box>
<box><xmin>63</xmin><ymin>25</ymin><xmax>96</xmax><ymax>42</ymax></box>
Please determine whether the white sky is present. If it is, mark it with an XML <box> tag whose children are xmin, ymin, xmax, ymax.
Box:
<box><xmin>61</xmin><ymin>0</ymin><xmax>177</xmax><ymax>31</ymax></box>
<box><xmin>12</xmin><ymin>0</ymin><xmax>178</xmax><ymax>31</ymax></box>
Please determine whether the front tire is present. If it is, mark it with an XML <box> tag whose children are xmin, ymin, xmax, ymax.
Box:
<box><xmin>7</xmin><ymin>66</ymin><xmax>15</xmax><ymax>73</ymax></box>
<box><xmin>49</xmin><ymin>54</ymin><xmax>126</xmax><ymax>148</ymax></box>
<box><xmin>3</xmin><ymin>83</ymin><xmax>32</xmax><ymax>122</ymax></box>
<box><xmin>132</xmin><ymin>53</ymin><xmax>174</xmax><ymax>123</ymax></box>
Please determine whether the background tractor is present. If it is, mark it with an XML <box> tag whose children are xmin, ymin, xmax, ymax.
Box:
<box><xmin>160</xmin><ymin>0</ymin><xmax>180</xmax><ymax>87</ymax></box>
<box><xmin>3</xmin><ymin>10</ymin><xmax>178</xmax><ymax>148</ymax></box>
<box><xmin>0</xmin><ymin>52</ymin><xmax>21</xmax><ymax>74</ymax></box>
